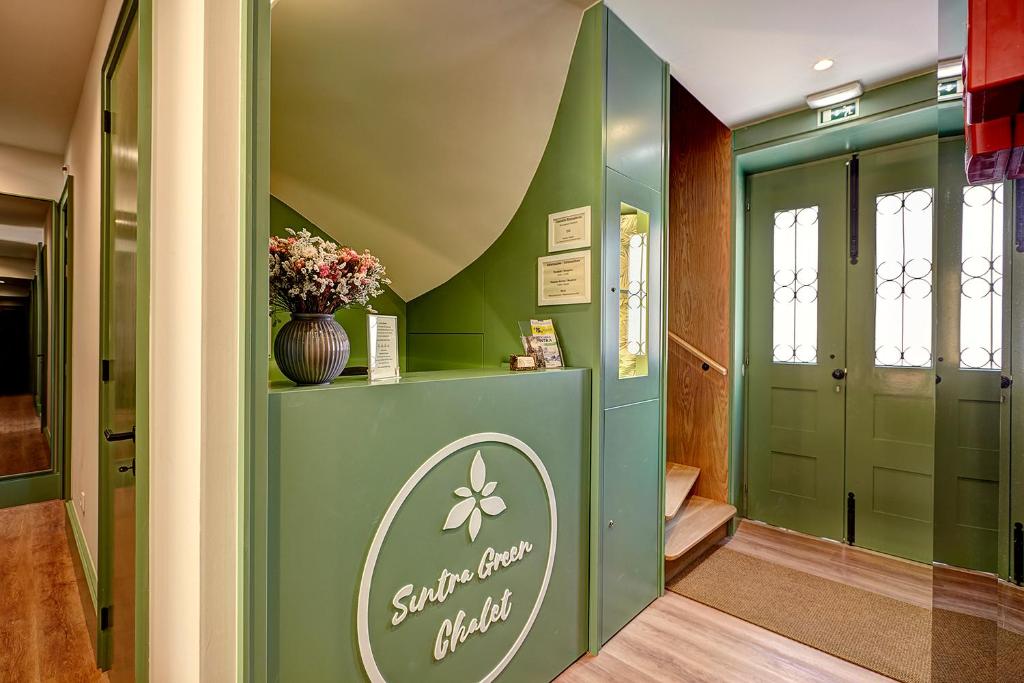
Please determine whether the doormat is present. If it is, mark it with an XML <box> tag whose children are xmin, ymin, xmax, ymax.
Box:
<box><xmin>667</xmin><ymin>546</ymin><xmax>931</xmax><ymax>682</ymax></box>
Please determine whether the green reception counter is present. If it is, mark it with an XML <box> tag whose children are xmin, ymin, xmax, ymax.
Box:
<box><xmin>269</xmin><ymin>368</ymin><xmax>591</xmax><ymax>682</ymax></box>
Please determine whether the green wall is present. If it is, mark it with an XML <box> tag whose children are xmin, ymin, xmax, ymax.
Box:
<box><xmin>404</xmin><ymin>6</ymin><xmax>604</xmax><ymax>372</ymax></box>
<box><xmin>269</xmin><ymin>196</ymin><xmax>407</xmax><ymax>378</ymax></box>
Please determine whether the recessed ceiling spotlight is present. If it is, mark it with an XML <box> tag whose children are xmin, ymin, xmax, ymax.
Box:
<box><xmin>813</xmin><ymin>58</ymin><xmax>835</xmax><ymax>72</ymax></box>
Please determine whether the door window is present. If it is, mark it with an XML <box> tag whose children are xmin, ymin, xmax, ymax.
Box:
<box><xmin>874</xmin><ymin>189</ymin><xmax>934</xmax><ymax>367</ymax></box>
<box><xmin>959</xmin><ymin>183</ymin><xmax>1004</xmax><ymax>370</ymax></box>
<box><xmin>772</xmin><ymin>206</ymin><xmax>819</xmax><ymax>364</ymax></box>
<box><xmin>618</xmin><ymin>203</ymin><xmax>650</xmax><ymax>379</ymax></box>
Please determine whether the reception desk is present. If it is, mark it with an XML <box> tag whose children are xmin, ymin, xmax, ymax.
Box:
<box><xmin>268</xmin><ymin>368</ymin><xmax>591</xmax><ymax>681</ymax></box>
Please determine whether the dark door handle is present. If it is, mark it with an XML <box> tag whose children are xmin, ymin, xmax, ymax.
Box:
<box><xmin>104</xmin><ymin>426</ymin><xmax>135</xmax><ymax>443</ymax></box>
<box><xmin>1003</xmin><ymin>375</ymin><xmax>1013</xmax><ymax>389</ymax></box>
<box><xmin>831</xmin><ymin>368</ymin><xmax>847</xmax><ymax>380</ymax></box>
<box><xmin>117</xmin><ymin>459</ymin><xmax>136</xmax><ymax>476</ymax></box>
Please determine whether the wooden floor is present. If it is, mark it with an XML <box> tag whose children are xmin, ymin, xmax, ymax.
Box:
<box><xmin>726</xmin><ymin>519</ymin><xmax>933</xmax><ymax>608</ymax></box>
<box><xmin>561</xmin><ymin>520</ymin><xmax>906</xmax><ymax>682</ymax></box>
<box><xmin>0</xmin><ymin>500</ymin><xmax>104</xmax><ymax>683</ymax></box>
<box><xmin>0</xmin><ymin>394</ymin><xmax>50</xmax><ymax>477</ymax></box>
<box><xmin>558</xmin><ymin>592</ymin><xmax>891</xmax><ymax>682</ymax></box>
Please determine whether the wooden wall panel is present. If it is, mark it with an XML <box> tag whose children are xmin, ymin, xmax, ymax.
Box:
<box><xmin>668</xmin><ymin>344</ymin><xmax>730</xmax><ymax>501</ymax></box>
<box><xmin>667</xmin><ymin>79</ymin><xmax>732</xmax><ymax>503</ymax></box>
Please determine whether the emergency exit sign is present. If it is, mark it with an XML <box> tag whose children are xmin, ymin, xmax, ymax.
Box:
<box><xmin>817</xmin><ymin>98</ymin><xmax>860</xmax><ymax>127</ymax></box>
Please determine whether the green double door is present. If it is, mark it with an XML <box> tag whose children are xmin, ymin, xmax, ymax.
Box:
<box><xmin>747</xmin><ymin>140</ymin><xmax>938</xmax><ymax>563</ymax></box>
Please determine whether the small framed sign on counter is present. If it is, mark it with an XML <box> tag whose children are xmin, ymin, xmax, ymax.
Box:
<box><xmin>538</xmin><ymin>252</ymin><xmax>591</xmax><ymax>306</ymax></box>
<box><xmin>547</xmin><ymin>206</ymin><xmax>591</xmax><ymax>252</ymax></box>
<box><xmin>367</xmin><ymin>314</ymin><xmax>400</xmax><ymax>383</ymax></box>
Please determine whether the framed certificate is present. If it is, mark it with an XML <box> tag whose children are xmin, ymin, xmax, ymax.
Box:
<box><xmin>367</xmin><ymin>314</ymin><xmax>400</xmax><ymax>383</ymax></box>
<box><xmin>547</xmin><ymin>206</ymin><xmax>591</xmax><ymax>252</ymax></box>
<box><xmin>537</xmin><ymin>252</ymin><xmax>591</xmax><ymax>306</ymax></box>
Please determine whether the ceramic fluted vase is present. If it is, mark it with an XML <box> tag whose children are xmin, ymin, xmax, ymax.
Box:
<box><xmin>275</xmin><ymin>313</ymin><xmax>351</xmax><ymax>385</ymax></box>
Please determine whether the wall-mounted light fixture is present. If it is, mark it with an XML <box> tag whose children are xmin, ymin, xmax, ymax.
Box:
<box><xmin>806</xmin><ymin>81</ymin><xmax>864</xmax><ymax>109</ymax></box>
<box><xmin>937</xmin><ymin>57</ymin><xmax>963</xmax><ymax>80</ymax></box>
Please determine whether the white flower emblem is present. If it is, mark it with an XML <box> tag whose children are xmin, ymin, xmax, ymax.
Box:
<box><xmin>442</xmin><ymin>451</ymin><xmax>507</xmax><ymax>542</ymax></box>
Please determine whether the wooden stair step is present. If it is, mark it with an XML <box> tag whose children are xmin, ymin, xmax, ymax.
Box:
<box><xmin>665</xmin><ymin>463</ymin><xmax>701</xmax><ymax>520</ymax></box>
<box><xmin>665</xmin><ymin>496</ymin><xmax>737</xmax><ymax>561</ymax></box>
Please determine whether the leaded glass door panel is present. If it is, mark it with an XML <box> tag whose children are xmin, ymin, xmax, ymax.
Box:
<box><xmin>746</xmin><ymin>159</ymin><xmax>848</xmax><ymax>540</ymax></box>
<box><xmin>845</xmin><ymin>139</ymin><xmax>937</xmax><ymax>563</ymax></box>
<box><xmin>934</xmin><ymin>137</ymin><xmax>1005</xmax><ymax>574</ymax></box>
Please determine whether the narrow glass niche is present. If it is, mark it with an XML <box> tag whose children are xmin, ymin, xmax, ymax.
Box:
<box><xmin>619</xmin><ymin>202</ymin><xmax>650</xmax><ymax>379</ymax></box>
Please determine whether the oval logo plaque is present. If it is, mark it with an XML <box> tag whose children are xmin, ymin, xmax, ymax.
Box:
<box><xmin>357</xmin><ymin>432</ymin><xmax>557</xmax><ymax>683</ymax></box>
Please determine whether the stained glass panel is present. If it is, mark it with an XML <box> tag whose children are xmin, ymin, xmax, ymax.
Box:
<box><xmin>618</xmin><ymin>203</ymin><xmax>649</xmax><ymax>379</ymax></box>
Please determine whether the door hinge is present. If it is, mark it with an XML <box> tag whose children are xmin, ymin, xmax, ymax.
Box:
<box><xmin>101</xmin><ymin>359</ymin><xmax>111</xmax><ymax>382</ymax></box>
<box><xmin>102</xmin><ymin>109</ymin><xmax>112</xmax><ymax>135</ymax></box>
<box><xmin>847</xmin><ymin>154</ymin><xmax>860</xmax><ymax>265</ymax></box>
<box><xmin>100</xmin><ymin>605</ymin><xmax>112</xmax><ymax>630</ymax></box>
<box><xmin>846</xmin><ymin>492</ymin><xmax>856</xmax><ymax>545</ymax></box>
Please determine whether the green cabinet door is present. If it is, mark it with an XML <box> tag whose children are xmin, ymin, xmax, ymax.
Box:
<box><xmin>603</xmin><ymin>169</ymin><xmax>663</xmax><ymax>408</ymax></box>
<box><xmin>845</xmin><ymin>140</ymin><xmax>937</xmax><ymax>563</ymax></box>
<box><xmin>746</xmin><ymin>158</ymin><xmax>848</xmax><ymax>540</ymax></box>
<box><xmin>934</xmin><ymin>137</ymin><xmax>1004</xmax><ymax>573</ymax></box>
<box><xmin>600</xmin><ymin>399</ymin><xmax>661</xmax><ymax>643</ymax></box>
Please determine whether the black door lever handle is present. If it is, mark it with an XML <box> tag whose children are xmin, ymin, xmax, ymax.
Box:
<box><xmin>104</xmin><ymin>426</ymin><xmax>135</xmax><ymax>443</ymax></box>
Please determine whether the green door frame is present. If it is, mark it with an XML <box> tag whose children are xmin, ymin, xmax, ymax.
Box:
<box><xmin>58</xmin><ymin>176</ymin><xmax>75</xmax><ymax>502</ymax></box>
<box><xmin>731</xmin><ymin>76</ymin><xmax>948</xmax><ymax>520</ymax></box>
<box><xmin>98</xmin><ymin>0</ymin><xmax>151</xmax><ymax>677</ymax></box>
<box><xmin>242</xmin><ymin>0</ymin><xmax>271</xmax><ymax>680</ymax></box>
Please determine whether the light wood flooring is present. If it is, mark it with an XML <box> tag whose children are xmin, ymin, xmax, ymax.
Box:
<box><xmin>0</xmin><ymin>500</ymin><xmax>103</xmax><ymax>683</ymax></box>
<box><xmin>0</xmin><ymin>394</ymin><xmax>50</xmax><ymax>477</ymax></box>
<box><xmin>558</xmin><ymin>592</ymin><xmax>891</xmax><ymax>682</ymax></box>
<box><xmin>560</xmin><ymin>519</ymin><xmax>1016</xmax><ymax>682</ymax></box>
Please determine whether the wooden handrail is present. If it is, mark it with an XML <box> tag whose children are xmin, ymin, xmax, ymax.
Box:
<box><xmin>668</xmin><ymin>331</ymin><xmax>727</xmax><ymax>376</ymax></box>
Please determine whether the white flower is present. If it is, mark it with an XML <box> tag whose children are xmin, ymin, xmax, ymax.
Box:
<box><xmin>442</xmin><ymin>451</ymin><xmax>506</xmax><ymax>542</ymax></box>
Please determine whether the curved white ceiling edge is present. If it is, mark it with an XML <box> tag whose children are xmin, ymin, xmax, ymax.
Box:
<box><xmin>270</xmin><ymin>0</ymin><xmax>588</xmax><ymax>301</ymax></box>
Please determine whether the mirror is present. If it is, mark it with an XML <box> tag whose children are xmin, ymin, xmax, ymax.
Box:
<box><xmin>0</xmin><ymin>193</ymin><xmax>54</xmax><ymax>478</ymax></box>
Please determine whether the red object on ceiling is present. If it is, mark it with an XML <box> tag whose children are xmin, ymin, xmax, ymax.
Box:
<box><xmin>965</xmin><ymin>0</ymin><xmax>1024</xmax><ymax>183</ymax></box>
<box><xmin>965</xmin><ymin>0</ymin><xmax>1024</xmax><ymax>124</ymax></box>
<box><xmin>967</xmin><ymin>116</ymin><xmax>1012</xmax><ymax>183</ymax></box>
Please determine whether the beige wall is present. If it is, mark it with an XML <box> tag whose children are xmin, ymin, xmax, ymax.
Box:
<box><xmin>0</xmin><ymin>143</ymin><xmax>63</xmax><ymax>200</ymax></box>
<box><xmin>150</xmin><ymin>0</ymin><xmax>241</xmax><ymax>679</ymax></box>
<box><xmin>62</xmin><ymin>0</ymin><xmax>123</xmax><ymax>576</ymax></box>
<box><xmin>59</xmin><ymin>1</ymin><xmax>242</xmax><ymax>679</ymax></box>
<box><xmin>198</xmin><ymin>0</ymin><xmax>241</xmax><ymax>680</ymax></box>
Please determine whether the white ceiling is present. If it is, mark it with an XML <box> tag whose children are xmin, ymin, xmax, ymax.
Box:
<box><xmin>605</xmin><ymin>0</ymin><xmax>938</xmax><ymax>128</ymax></box>
<box><xmin>0</xmin><ymin>0</ymin><xmax>106</xmax><ymax>154</ymax></box>
<box><xmin>271</xmin><ymin>0</ymin><xmax>586</xmax><ymax>300</ymax></box>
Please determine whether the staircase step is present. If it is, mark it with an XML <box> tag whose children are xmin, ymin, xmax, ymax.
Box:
<box><xmin>665</xmin><ymin>496</ymin><xmax>736</xmax><ymax>561</ymax></box>
<box><xmin>665</xmin><ymin>463</ymin><xmax>700</xmax><ymax>520</ymax></box>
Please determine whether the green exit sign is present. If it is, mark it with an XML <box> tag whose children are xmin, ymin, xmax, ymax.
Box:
<box><xmin>937</xmin><ymin>77</ymin><xmax>963</xmax><ymax>101</ymax></box>
<box><xmin>817</xmin><ymin>98</ymin><xmax>860</xmax><ymax>127</ymax></box>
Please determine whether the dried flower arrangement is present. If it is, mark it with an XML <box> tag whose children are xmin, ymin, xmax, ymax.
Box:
<box><xmin>269</xmin><ymin>228</ymin><xmax>390</xmax><ymax>314</ymax></box>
